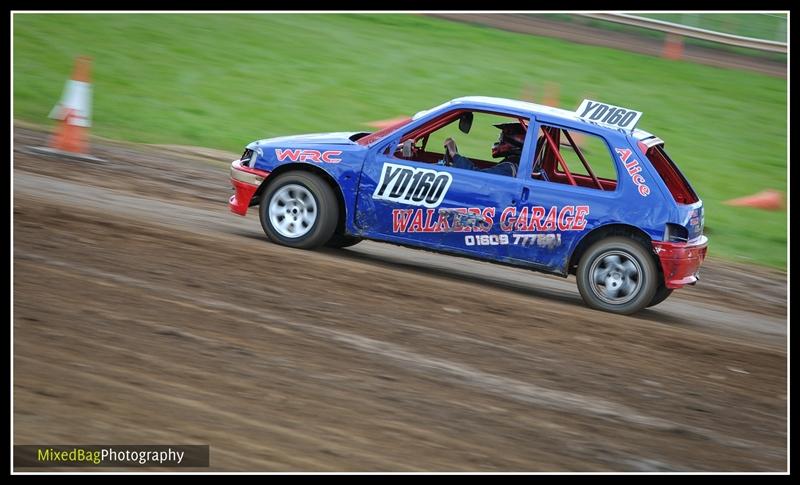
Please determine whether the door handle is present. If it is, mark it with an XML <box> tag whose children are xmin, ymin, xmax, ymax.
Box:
<box><xmin>521</xmin><ymin>186</ymin><xmax>530</xmax><ymax>202</ymax></box>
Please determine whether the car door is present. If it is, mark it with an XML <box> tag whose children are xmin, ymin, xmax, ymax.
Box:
<box><xmin>354</xmin><ymin>143</ymin><xmax>519</xmax><ymax>259</ymax></box>
<box><xmin>354</xmin><ymin>110</ymin><xmax>533</xmax><ymax>262</ymax></box>
<box><xmin>432</xmin><ymin>163</ymin><xmax>521</xmax><ymax>260</ymax></box>
<box><xmin>353</xmin><ymin>140</ymin><xmax>451</xmax><ymax>247</ymax></box>
<box><xmin>506</xmin><ymin>119</ymin><xmax>625</xmax><ymax>273</ymax></box>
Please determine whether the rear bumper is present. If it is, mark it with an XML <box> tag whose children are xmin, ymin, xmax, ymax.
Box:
<box><xmin>652</xmin><ymin>236</ymin><xmax>709</xmax><ymax>289</ymax></box>
<box><xmin>229</xmin><ymin>160</ymin><xmax>270</xmax><ymax>216</ymax></box>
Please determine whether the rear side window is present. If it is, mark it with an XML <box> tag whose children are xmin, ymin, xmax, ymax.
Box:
<box><xmin>555</xmin><ymin>129</ymin><xmax>618</xmax><ymax>181</ymax></box>
<box><xmin>532</xmin><ymin>125</ymin><xmax>618</xmax><ymax>191</ymax></box>
<box><xmin>644</xmin><ymin>144</ymin><xmax>699</xmax><ymax>204</ymax></box>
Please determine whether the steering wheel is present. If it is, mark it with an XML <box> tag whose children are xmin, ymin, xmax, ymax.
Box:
<box><xmin>443</xmin><ymin>142</ymin><xmax>453</xmax><ymax>167</ymax></box>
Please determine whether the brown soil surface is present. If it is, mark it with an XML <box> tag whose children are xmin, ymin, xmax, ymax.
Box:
<box><xmin>13</xmin><ymin>126</ymin><xmax>786</xmax><ymax>471</ymax></box>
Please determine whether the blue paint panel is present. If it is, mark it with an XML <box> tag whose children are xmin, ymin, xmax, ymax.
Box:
<box><xmin>355</xmin><ymin>151</ymin><xmax>522</xmax><ymax>260</ymax></box>
<box><xmin>248</xmin><ymin>133</ymin><xmax>368</xmax><ymax>233</ymax></box>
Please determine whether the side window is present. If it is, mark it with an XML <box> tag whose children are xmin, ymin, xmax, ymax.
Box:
<box><xmin>533</xmin><ymin>125</ymin><xmax>618</xmax><ymax>191</ymax></box>
<box><xmin>390</xmin><ymin>110</ymin><xmax>530</xmax><ymax>177</ymax></box>
<box><xmin>426</xmin><ymin>112</ymin><xmax>522</xmax><ymax>165</ymax></box>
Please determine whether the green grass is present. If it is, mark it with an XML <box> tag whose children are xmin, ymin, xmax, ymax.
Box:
<box><xmin>544</xmin><ymin>13</ymin><xmax>788</xmax><ymax>62</ymax></box>
<box><xmin>542</xmin><ymin>12</ymin><xmax>788</xmax><ymax>42</ymax></box>
<box><xmin>12</xmin><ymin>13</ymin><xmax>787</xmax><ymax>269</ymax></box>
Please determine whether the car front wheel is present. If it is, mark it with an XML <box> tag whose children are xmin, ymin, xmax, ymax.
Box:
<box><xmin>259</xmin><ymin>171</ymin><xmax>339</xmax><ymax>249</ymax></box>
<box><xmin>325</xmin><ymin>233</ymin><xmax>362</xmax><ymax>249</ymax></box>
<box><xmin>576</xmin><ymin>236</ymin><xmax>658</xmax><ymax>315</ymax></box>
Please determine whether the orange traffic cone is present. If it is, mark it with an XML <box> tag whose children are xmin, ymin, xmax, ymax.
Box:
<box><xmin>49</xmin><ymin>56</ymin><xmax>93</xmax><ymax>153</ymax></box>
<box><xmin>542</xmin><ymin>82</ymin><xmax>560</xmax><ymax>107</ymax></box>
<box><xmin>366</xmin><ymin>116</ymin><xmax>411</xmax><ymax>130</ymax></box>
<box><xmin>50</xmin><ymin>109</ymin><xmax>87</xmax><ymax>153</ymax></box>
<box><xmin>520</xmin><ymin>82</ymin><xmax>535</xmax><ymax>103</ymax></box>
<box><xmin>663</xmin><ymin>34</ymin><xmax>684</xmax><ymax>60</ymax></box>
<box><xmin>724</xmin><ymin>189</ymin><xmax>784</xmax><ymax>211</ymax></box>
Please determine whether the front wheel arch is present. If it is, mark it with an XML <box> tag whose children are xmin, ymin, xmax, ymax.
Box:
<box><xmin>256</xmin><ymin>163</ymin><xmax>350</xmax><ymax>240</ymax></box>
<box><xmin>258</xmin><ymin>171</ymin><xmax>339</xmax><ymax>249</ymax></box>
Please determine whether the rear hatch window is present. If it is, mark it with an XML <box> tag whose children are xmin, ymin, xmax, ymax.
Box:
<box><xmin>642</xmin><ymin>142</ymin><xmax>699</xmax><ymax>204</ymax></box>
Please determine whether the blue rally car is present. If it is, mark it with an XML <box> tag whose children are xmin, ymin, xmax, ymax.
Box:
<box><xmin>229</xmin><ymin>96</ymin><xmax>708</xmax><ymax>314</ymax></box>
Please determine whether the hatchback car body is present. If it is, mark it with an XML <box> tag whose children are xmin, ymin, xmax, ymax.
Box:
<box><xmin>229</xmin><ymin>96</ymin><xmax>708</xmax><ymax>314</ymax></box>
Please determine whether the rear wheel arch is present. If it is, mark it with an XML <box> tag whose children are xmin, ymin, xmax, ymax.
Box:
<box><xmin>576</xmin><ymin>235</ymin><xmax>660</xmax><ymax>314</ymax></box>
<box><xmin>568</xmin><ymin>223</ymin><xmax>657</xmax><ymax>275</ymax></box>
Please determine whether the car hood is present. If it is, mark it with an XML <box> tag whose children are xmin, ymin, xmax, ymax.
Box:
<box><xmin>247</xmin><ymin>132</ymin><xmax>363</xmax><ymax>149</ymax></box>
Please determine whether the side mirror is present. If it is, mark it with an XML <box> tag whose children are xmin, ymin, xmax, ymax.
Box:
<box><xmin>458</xmin><ymin>112</ymin><xmax>473</xmax><ymax>134</ymax></box>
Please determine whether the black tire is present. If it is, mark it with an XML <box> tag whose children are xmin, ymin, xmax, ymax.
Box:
<box><xmin>325</xmin><ymin>233</ymin><xmax>362</xmax><ymax>249</ymax></box>
<box><xmin>576</xmin><ymin>236</ymin><xmax>658</xmax><ymax>315</ymax></box>
<box><xmin>259</xmin><ymin>171</ymin><xmax>339</xmax><ymax>250</ymax></box>
<box><xmin>647</xmin><ymin>284</ymin><xmax>674</xmax><ymax>308</ymax></box>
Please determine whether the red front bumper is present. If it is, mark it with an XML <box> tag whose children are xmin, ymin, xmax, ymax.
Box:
<box><xmin>652</xmin><ymin>236</ymin><xmax>709</xmax><ymax>289</ymax></box>
<box><xmin>229</xmin><ymin>160</ymin><xmax>270</xmax><ymax>216</ymax></box>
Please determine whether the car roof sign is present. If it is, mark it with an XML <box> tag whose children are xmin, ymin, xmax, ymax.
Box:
<box><xmin>575</xmin><ymin>99</ymin><xmax>643</xmax><ymax>131</ymax></box>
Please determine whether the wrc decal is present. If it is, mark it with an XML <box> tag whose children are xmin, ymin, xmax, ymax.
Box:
<box><xmin>275</xmin><ymin>148</ymin><xmax>342</xmax><ymax>163</ymax></box>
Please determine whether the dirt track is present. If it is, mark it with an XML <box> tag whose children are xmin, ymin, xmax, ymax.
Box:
<box><xmin>13</xmin><ymin>126</ymin><xmax>787</xmax><ymax>471</ymax></box>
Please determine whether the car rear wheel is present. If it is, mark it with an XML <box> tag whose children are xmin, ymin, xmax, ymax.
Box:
<box><xmin>576</xmin><ymin>236</ymin><xmax>658</xmax><ymax>315</ymax></box>
<box><xmin>647</xmin><ymin>284</ymin><xmax>674</xmax><ymax>308</ymax></box>
<box><xmin>259</xmin><ymin>172</ymin><xmax>339</xmax><ymax>249</ymax></box>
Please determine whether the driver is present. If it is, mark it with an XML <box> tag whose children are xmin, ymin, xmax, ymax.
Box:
<box><xmin>442</xmin><ymin>122</ymin><xmax>526</xmax><ymax>177</ymax></box>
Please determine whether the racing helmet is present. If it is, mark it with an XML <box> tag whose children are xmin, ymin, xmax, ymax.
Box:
<box><xmin>491</xmin><ymin>122</ymin><xmax>526</xmax><ymax>159</ymax></box>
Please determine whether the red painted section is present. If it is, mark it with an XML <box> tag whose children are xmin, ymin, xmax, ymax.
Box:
<box><xmin>229</xmin><ymin>179</ymin><xmax>260</xmax><ymax>216</ymax></box>
<box><xmin>229</xmin><ymin>160</ymin><xmax>270</xmax><ymax>216</ymax></box>
<box><xmin>233</xmin><ymin>160</ymin><xmax>270</xmax><ymax>177</ymax></box>
<box><xmin>545</xmin><ymin>171</ymin><xmax>617</xmax><ymax>190</ymax></box>
<box><xmin>652</xmin><ymin>236</ymin><xmax>708</xmax><ymax>289</ymax></box>
<box><xmin>403</xmin><ymin>109</ymin><xmax>469</xmax><ymax>142</ymax></box>
<box><xmin>542</xmin><ymin>127</ymin><xmax>576</xmax><ymax>186</ymax></box>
